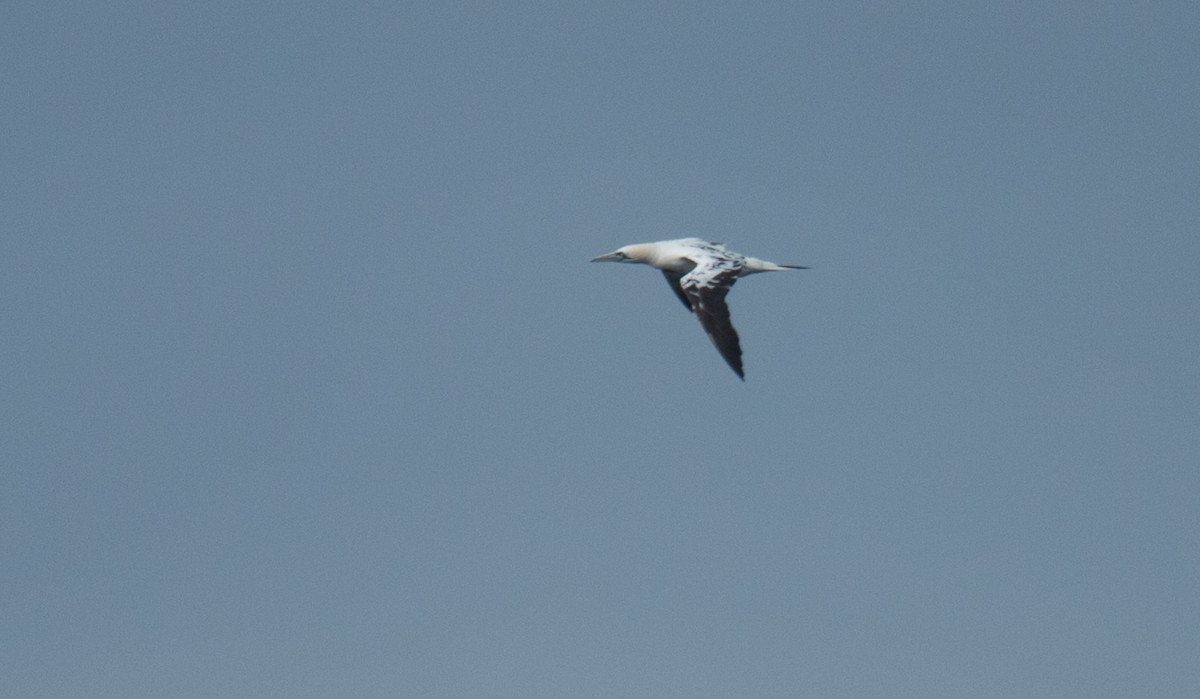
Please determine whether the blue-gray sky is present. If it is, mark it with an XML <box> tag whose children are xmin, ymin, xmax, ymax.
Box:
<box><xmin>3</xmin><ymin>2</ymin><xmax>1198</xmax><ymax>697</ymax></box>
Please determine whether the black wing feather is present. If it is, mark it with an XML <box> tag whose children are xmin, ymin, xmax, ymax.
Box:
<box><xmin>691</xmin><ymin>288</ymin><xmax>743</xmax><ymax>379</ymax></box>
<box><xmin>682</xmin><ymin>267</ymin><xmax>744</xmax><ymax>379</ymax></box>
<box><xmin>661</xmin><ymin>271</ymin><xmax>694</xmax><ymax>312</ymax></box>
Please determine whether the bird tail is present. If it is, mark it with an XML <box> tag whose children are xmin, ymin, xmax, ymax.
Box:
<box><xmin>744</xmin><ymin>257</ymin><xmax>810</xmax><ymax>272</ymax></box>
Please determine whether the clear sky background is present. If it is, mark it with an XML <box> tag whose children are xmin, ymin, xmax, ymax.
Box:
<box><xmin>3</xmin><ymin>2</ymin><xmax>1198</xmax><ymax>697</ymax></box>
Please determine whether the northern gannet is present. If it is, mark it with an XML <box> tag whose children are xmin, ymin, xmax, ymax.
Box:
<box><xmin>591</xmin><ymin>238</ymin><xmax>808</xmax><ymax>379</ymax></box>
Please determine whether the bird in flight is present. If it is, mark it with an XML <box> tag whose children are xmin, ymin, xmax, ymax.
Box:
<box><xmin>591</xmin><ymin>238</ymin><xmax>808</xmax><ymax>379</ymax></box>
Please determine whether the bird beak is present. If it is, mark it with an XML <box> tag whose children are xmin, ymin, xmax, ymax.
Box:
<box><xmin>590</xmin><ymin>252</ymin><xmax>622</xmax><ymax>263</ymax></box>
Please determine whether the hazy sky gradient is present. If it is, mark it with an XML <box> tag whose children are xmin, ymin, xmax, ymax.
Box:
<box><xmin>3</xmin><ymin>2</ymin><xmax>1198</xmax><ymax>697</ymax></box>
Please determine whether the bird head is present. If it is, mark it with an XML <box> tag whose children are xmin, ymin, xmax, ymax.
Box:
<box><xmin>590</xmin><ymin>244</ymin><xmax>651</xmax><ymax>264</ymax></box>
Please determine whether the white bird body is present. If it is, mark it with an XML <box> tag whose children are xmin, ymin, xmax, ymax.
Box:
<box><xmin>591</xmin><ymin>238</ymin><xmax>807</xmax><ymax>379</ymax></box>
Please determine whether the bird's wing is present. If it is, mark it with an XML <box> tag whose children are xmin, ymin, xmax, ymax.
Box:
<box><xmin>681</xmin><ymin>258</ymin><xmax>745</xmax><ymax>379</ymax></box>
<box><xmin>661</xmin><ymin>270</ymin><xmax>694</xmax><ymax>311</ymax></box>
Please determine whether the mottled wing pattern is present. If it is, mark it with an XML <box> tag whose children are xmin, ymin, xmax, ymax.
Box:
<box><xmin>680</xmin><ymin>256</ymin><xmax>746</xmax><ymax>379</ymax></box>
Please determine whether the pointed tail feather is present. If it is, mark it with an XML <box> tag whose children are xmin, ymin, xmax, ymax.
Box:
<box><xmin>744</xmin><ymin>257</ymin><xmax>810</xmax><ymax>272</ymax></box>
